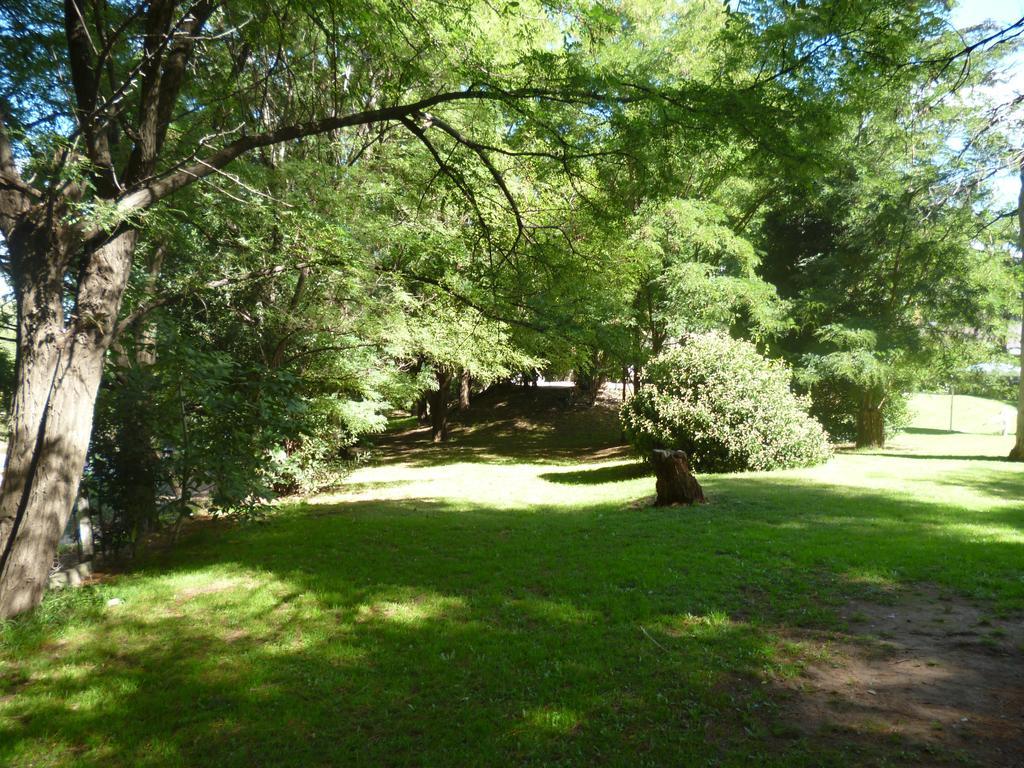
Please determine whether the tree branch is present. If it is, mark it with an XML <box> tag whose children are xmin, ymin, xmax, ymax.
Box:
<box><xmin>398</xmin><ymin>114</ymin><xmax>492</xmax><ymax>243</ymax></box>
<box><xmin>102</xmin><ymin>86</ymin><xmax>595</xmax><ymax>229</ymax></box>
<box><xmin>0</xmin><ymin>107</ymin><xmax>33</xmax><ymax>239</ymax></box>
<box><xmin>422</xmin><ymin>112</ymin><xmax>526</xmax><ymax>254</ymax></box>
<box><xmin>64</xmin><ymin>0</ymin><xmax>118</xmax><ymax>194</ymax></box>
<box><xmin>406</xmin><ymin>272</ymin><xmax>548</xmax><ymax>333</ymax></box>
<box><xmin>114</xmin><ymin>260</ymin><xmax>313</xmax><ymax>338</ymax></box>
<box><xmin>126</xmin><ymin>0</ymin><xmax>218</xmax><ymax>184</ymax></box>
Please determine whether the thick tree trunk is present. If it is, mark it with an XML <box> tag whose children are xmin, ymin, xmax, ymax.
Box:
<box><xmin>574</xmin><ymin>373</ymin><xmax>604</xmax><ymax>406</ymax></box>
<box><xmin>0</xmin><ymin>230</ymin><xmax>136</xmax><ymax>618</ymax></box>
<box><xmin>112</xmin><ymin>384</ymin><xmax>159</xmax><ymax>544</ymax></box>
<box><xmin>651</xmin><ymin>449</ymin><xmax>705</xmax><ymax>506</ymax></box>
<box><xmin>1010</xmin><ymin>159</ymin><xmax>1024</xmax><ymax>460</ymax></box>
<box><xmin>458</xmin><ymin>369</ymin><xmax>471</xmax><ymax>410</ymax></box>
<box><xmin>429</xmin><ymin>369</ymin><xmax>453</xmax><ymax>443</ymax></box>
<box><xmin>855</xmin><ymin>391</ymin><xmax>885</xmax><ymax>448</ymax></box>
<box><xmin>1011</xmin><ymin>318</ymin><xmax>1024</xmax><ymax>458</ymax></box>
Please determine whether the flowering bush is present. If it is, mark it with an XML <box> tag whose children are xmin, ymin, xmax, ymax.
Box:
<box><xmin>621</xmin><ymin>333</ymin><xmax>832</xmax><ymax>472</ymax></box>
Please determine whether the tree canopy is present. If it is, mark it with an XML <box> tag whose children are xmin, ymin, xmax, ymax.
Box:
<box><xmin>0</xmin><ymin>0</ymin><xmax>1020</xmax><ymax>617</ymax></box>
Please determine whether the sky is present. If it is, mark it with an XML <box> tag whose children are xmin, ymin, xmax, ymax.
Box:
<box><xmin>952</xmin><ymin>0</ymin><xmax>1024</xmax><ymax>97</ymax></box>
<box><xmin>952</xmin><ymin>1</ymin><xmax>1024</xmax><ymax>204</ymax></box>
<box><xmin>952</xmin><ymin>0</ymin><xmax>1024</xmax><ymax>29</ymax></box>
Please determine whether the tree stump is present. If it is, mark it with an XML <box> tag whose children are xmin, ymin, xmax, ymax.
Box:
<box><xmin>651</xmin><ymin>449</ymin><xmax>706</xmax><ymax>506</ymax></box>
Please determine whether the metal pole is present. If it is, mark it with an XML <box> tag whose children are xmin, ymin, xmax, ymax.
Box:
<box><xmin>949</xmin><ymin>384</ymin><xmax>955</xmax><ymax>433</ymax></box>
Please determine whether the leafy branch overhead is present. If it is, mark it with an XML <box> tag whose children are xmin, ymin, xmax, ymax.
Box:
<box><xmin>0</xmin><ymin>0</ymin><xmax>1020</xmax><ymax>621</ymax></box>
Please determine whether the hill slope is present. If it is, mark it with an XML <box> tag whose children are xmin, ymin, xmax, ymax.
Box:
<box><xmin>907</xmin><ymin>392</ymin><xmax>1015</xmax><ymax>435</ymax></box>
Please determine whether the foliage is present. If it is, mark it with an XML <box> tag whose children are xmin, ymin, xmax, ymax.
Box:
<box><xmin>955</xmin><ymin>367</ymin><xmax>1019</xmax><ymax>405</ymax></box>
<box><xmin>796</xmin><ymin>325</ymin><xmax>913</xmax><ymax>442</ymax></box>
<box><xmin>388</xmin><ymin>293</ymin><xmax>539</xmax><ymax>388</ymax></box>
<box><xmin>621</xmin><ymin>333</ymin><xmax>831</xmax><ymax>472</ymax></box>
<box><xmin>753</xmin><ymin>24</ymin><xmax>1020</xmax><ymax>445</ymax></box>
<box><xmin>87</xmin><ymin>331</ymin><xmax>304</xmax><ymax>551</ymax></box>
<box><xmin>804</xmin><ymin>378</ymin><xmax>911</xmax><ymax>444</ymax></box>
<box><xmin>268</xmin><ymin>397</ymin><xmax>387</xmax><ymax>495</ymax></box>
<box><xmin>626</xmin><ymin>198</ymin><xmax>789</xmax><ymax>342</ymax></box>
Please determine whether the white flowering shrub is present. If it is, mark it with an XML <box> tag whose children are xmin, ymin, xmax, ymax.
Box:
<box><xmin>621</xmin><ymin>333</ymin><xmax>832</xmax><ymax>472</ymax></box>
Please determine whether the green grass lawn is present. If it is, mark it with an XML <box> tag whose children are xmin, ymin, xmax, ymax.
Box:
<box><xmin>908</xmin><ymin>391</ymin><xmax>1016</xmax><ymax>435</ymax></box>
<box><xmin>1</xmin><ymin>390</ymin><xmax>1022</xmax><ymax>767</ymax></box>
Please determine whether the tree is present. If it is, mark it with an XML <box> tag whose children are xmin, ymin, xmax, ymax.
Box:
<box><xmin>758</xmin><ymin>33</ymin><xmax>1017</xmax><ymax>447</ymax></box>
<box><xmin>1010</xmin><ymin>158</ymin><xmax>1024</xmax><ymax>459</ymax></box>
<box><xmin>391</xmin><ymin>294</ymin><xmax>536</xmax><ymax>442</ymax></box>
<box><xmin>0</xmin><ymin>0</ymin><xmax>972</xmax><ymax>616</ymax></box>
<box><xmin>0</xmin><ymin>0</ymin><xmax>618</xmax><ymax>616</ymax></box>
<box><xmin>84</xmin><ymin>162</ymin><xmax>413</xmax><ymax>546</ymax></box>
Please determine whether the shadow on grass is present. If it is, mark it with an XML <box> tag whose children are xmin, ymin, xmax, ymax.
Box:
<box><xmin>935</xmin><ymin>468</ymin><xmax>1024</xmax><ymax>500</ymax></box>
<box><xmin>375</xmin><ymin>424</ymin><xmax>631</xmax><ymax>468</ymax></box>
<box><xmin>1</xmin><ymin>498</ymin><xmax>789</xmax><ymax>767</ymax></box>
<box><xmin>539</xmin><ymin>462</ymin><xmax>648</xmax><ymax>485</ymax></box>
<box><xmin>4</xmin><ymin>460</ymin><xmax>1024</xmax><ymax>766</ymax></box>
<box><xmin>874</xmin><ymin>453</ymin><xmax>1012</xmax><ymax>462</ymax></box>
<box><xmin>374</xmin><ymin>388</ymin><xmax>631</xmax><ymax>468</ymax></box>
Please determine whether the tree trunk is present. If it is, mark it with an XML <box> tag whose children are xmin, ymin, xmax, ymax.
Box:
<box><xmin>574</xmin><ymin>373</ymin><xmax>603</xmax><ymax>406</ymax></box>
<box><xmin>109</xmin><ymin>245</ymin><xmax>164</xmax><ymax>547</ymax></box>
<box><xmin>111</xmin><ymin>383</ymin><xmax>159</xmax><ymax>544</ymax></box>
<box><xmin>651</xmin><ymin>450</ymin><xmax>705</xmax><ymax>506</ymax></box>
<box><xmin>1010</xmin><ymin>157</ymin><xmax>1024</xmax><ymax>460</ymax></box>
<box><xmin>429</xmin><ymin>369</ymin><xmax>453</xmax><ymax>443</ymax></box>
<box><xmin>1011</xmin><ymin>319</ymin><xmax>1024</xmax><ymax>458</ymax></box>
<box><xmin>458</xmin><ymin>369</ymin><xmax>471</xmax><ymax>410</ymax></box>
<box><xmin>855</xmin><ymin>391</ymin><xmax>885</xmax><ymax>448</ymax></box>
<box><xmin>0</xmin><ymin>230</ymin><xmax>136</xmax><ymax>618</ymax></box>
<box><xmin>574</xmin><ymin>350</ymin><xmax>605</xmax><ymax>407</ymax></box>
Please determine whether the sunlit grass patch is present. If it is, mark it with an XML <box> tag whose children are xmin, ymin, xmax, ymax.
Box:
<box><xmin>510</xmin><ymin>597</ymin><xmax>600</xmax><ymax>625</ymax></box>
<box><xmin>521</xmin><ymin>704</ymin><xmax>584</xmax><ymax>734</ymax></box>
<box><xmin>355</xmin><ymin>592</ymin><xmax>465</xmax><ymax>625</ymax></box>
<box><xmin>1</xmin><ymin>403</ymin><xmax>1022</xmax><ymax>767</ymax></box>
<box><xmin>908</xmin><ymin>392</ymin><xmax>1015</xmax><ymax>435</ymax></box>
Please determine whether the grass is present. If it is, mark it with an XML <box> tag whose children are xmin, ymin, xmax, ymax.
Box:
<box><xmin>908</xmin><ymin>391</ymin><xmax>1016</xmax><ymax>435</ymax></box>
<box><xmin>1</xmin><ymin>387</ymin><xmax>1022</xmax><ymax>767</ymax></box>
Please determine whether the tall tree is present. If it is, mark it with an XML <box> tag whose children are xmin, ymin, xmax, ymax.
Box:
<box><xmin>1010</xmin><ymin>158</ymin><xmax>1024</xmax><ymax>459</ymax></box>
<box><xmin>0</xmin><ymin>0</ymin><xmax>964</xmax><ymax>616</ymax></box>
<box><xmin>0</xmin><ymin>0</ymin><xmax>610</xmax><ymax>616</ymax></box>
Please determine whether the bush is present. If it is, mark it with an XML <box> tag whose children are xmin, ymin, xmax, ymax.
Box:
<box><xmin>955</xmin><ymin>368</ymin><xmax>1018</xmax><ymax>404</ymax></box>
<box><xmin>621</xmin><ymin>333</ymin><xmax>832</xmax><ymax>472</ymax></box>
<box><xmin>806</xmin><ymin>378</ymin><xmax>910</xmax><ymax>443</ymax></box>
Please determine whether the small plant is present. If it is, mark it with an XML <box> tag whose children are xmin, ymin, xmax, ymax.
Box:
<box><xmin>621</xmin><ymin>333</ymin><xmax>832</xmax><ymax>472</ymax></box>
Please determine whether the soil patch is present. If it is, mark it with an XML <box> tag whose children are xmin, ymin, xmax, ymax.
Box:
<box><xmin>783</xmin><ymin>585</ymin><xmax>1024</xmax><ymax>766</ymax></box>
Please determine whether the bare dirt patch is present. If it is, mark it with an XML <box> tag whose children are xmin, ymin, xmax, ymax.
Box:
<box><xmin>782</xmin><ymin>585</ymin><xmax>1024</xmax><ymax>766</ymax></box>
<box><xmin>174</xmin><ymin>576</ymin><xmax>258</xmax><ymax>603</ymax></box>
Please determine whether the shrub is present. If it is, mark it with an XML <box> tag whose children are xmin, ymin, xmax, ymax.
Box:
<box><xmin>621</xmin><ymin>333</ymin><xmax>832</xmax><ymax>472</ymax></box>
<box><xmin>805</xmin><ymin>378</ymin><xmax>910</xmax><ymax>443</ymax></box>
<box><xmin>955</xmin><ymin>367</ymin><xmax>1018</xmax><ymax>404</ymax></box>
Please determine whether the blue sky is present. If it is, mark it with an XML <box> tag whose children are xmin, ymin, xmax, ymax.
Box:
<box><xmin>952</xmin><ymin>1</ymin><xmax>1024</xmax><ymax>204</ymax></box>
<box><xmin>952</xmin><ymin>0</ymin><xmax>1023</xmax><ymax>28</ymax></box>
